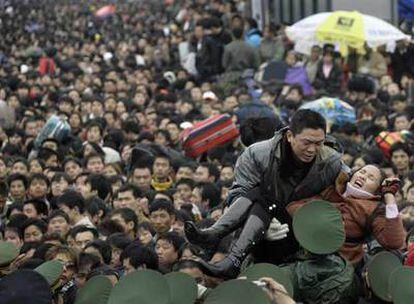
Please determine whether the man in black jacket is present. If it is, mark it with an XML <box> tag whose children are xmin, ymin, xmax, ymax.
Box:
<box><xmin>185</xmin><ymin>109</ymin><xmax>344</xmax><ymax>278</ymax></box>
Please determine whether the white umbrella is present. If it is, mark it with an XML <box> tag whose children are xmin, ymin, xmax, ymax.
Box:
<box><xmin>286</xmin><ymin>11</ymin><xmax>410</xmax><ymax>55</ymax></box>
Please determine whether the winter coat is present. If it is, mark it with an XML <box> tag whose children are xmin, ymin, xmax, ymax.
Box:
<box><xmin>287</xmin><ymin>171</ymin><xmax>406</xmax><ymax>264</ymax></box>
<box><xmin>222</xmin><ymin>40</ymin><xmax>260</xmax><ymax>73</ymax></box>
<box><xmin>313</xmin><ymin>61</ymin><xmax>343</xmax><ymax>95</ymax></box>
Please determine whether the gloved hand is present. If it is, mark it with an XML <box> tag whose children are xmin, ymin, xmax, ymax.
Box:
<box><xmin>265</xmin><ymin>218</ymin><xmax>289</xmax><ymax>241</ymax></box>
<box><xmin>381</xmin><ymin>177</ymin><xmax>401</xmax><ymax>196</ymax></box>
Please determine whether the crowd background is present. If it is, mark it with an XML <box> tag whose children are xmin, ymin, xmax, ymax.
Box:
<box><xmin>0</xmin><ymin>0</ymin><xmax>414</xmax><ymax>303</ymax></box>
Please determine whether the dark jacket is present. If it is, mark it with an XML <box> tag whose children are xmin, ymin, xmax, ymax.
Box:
<box><xmin>228</xmin><ymin>128</ymin><xmax>343</xmax><ymax>207</ymax></box>
<box><xmin>313</xmin><ymin>62</ymin><xmax>343</xmax><ymax>96</ymax></box>
<box><xmin>195</xmin><ymin>34</ymin><xmax>224</xmax><ymax>79</ymax></box>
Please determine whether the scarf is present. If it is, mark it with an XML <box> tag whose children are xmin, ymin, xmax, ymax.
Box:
<box><xmin>342</xmin><ymin>182</ymin><xmax>375</xmax><ymax>200</ymax></box>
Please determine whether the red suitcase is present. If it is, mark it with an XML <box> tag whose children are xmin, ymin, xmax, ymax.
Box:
<box><xmin>181</xmin><ymin>114</ymin><xmax>239</xmax><ymax>158</ymax></box>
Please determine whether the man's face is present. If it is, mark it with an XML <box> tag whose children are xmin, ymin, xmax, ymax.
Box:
<box><xmin>24</xmin><ymin>225</ymin><xmax>43</xmax><ymax>243</ymax></box>
<box><xmin>177</xmin><ymin>184</ymin><xmax>193</xmax><ymax>202</ymax></box>
<box><xmin>394</xmin><ymin>116</ymin><xmax>410</xmax><ymax>131</ymax></box>
<box><xmin>65</xmin><ymin>161</ymin><xmax>82</xmax><ymax>180</ymax></box>
<box><xmin>195</xmin><ymin>166</ymin><xmax>212</xmax><ymax>183</ymax></box>
<box><xmin>48</xmin><ymin>216</ymin><xmax>70</xmax><ymax>236</ymax></box>
<box><xmin>287</xmin><ymin>128</ymin><xmax>325</xmax><ymax>163</ymax></box>
<box><xmin>86</xmin><ymin>156</ymin><xmax>104</xmax><ymax>174</ymax></box>
<box><xmin>74</xmin><ymin>231</ymin><xmax>95</xmax><ymax>250</ymax></box>
<box><xmin>166</xmin><ymin>123</ymin><xmax>180</xmax><ymax>142</ymax></box>
<box><xmin>220</xmin><ymin>167</ymin><xmax>234</xmax><ymax>183</ymax></box>
<box><xmin>153</xmin><ymin>157</ymin><xmax>171</xmax><ymax>180</ymax></box>
<box><xmin>155</xmin><ymin>239</ymin><xmax>178</xmax><ymax>266</ymax></box>
<box><xmin>11</xmin><ymin>162</ymin><xmax>28</xmax><ymax>176</ymax></box>
<box><xmin>150</xmin><ymin>209</ymin><xmax>174</xmax><ymax>234</ymax></box>
<box><xmin>25</xmin><ymin>121</ymin><xmax>37</xmax><ymax>137</ymax></box>
<box><xmin>29</xmin><ymin>179</ymin><xmax>48</xmax><ymax>199</ymax></box>
<box><xmin>23</xmin><ymin>203</ymin><xmax>39</xmax><ymax>219</ymax></box>
<box><xmin>114</xmin><ymin>190</ymin><xmax>136</xmax><ymax>210</ymax></box>
<box><xmin>4</xmin><ymin>230</ymin><xmax>23</xmax><ymax>249</ymax></box>
<box><xmin>391</xmin><ymin>150</ymin><xmax>410</xmax><ymax>172</ymax></box>
<box><xmin>10</xmin><ymin>180</ymin><xmax>26</xmax><ymax>200</ymax></box>
<box><xmin>51</xmin><ymin>179</ymin><xmax>69</xmax><ymax>197</ymax></box>
<box><xmin>86</xmin><ymin>126</ymin><xmax>102</xmax><ymax>143</ymax></box>
<box><xmin>130</xmin><ymin>168</ymin><xmax>152</xmax><ymax>191</ymax></box>
<box><xmin>175</xmin><ymin>166</ymin><xmax>194</xmax><ymax>181</ymax></box>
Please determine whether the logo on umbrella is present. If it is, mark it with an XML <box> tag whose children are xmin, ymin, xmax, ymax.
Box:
<box><xmin>336</xmin><ymin>17</ymin><xmax>354</xmax><ymax>29</ymax></box>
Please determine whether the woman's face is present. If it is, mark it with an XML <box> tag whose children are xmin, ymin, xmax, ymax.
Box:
<box><xmin>351</xmin><ymin>157</ymin><xmax>366</xmax><ymax>171</ymax></box>
<box><xmin>350</xmin><ymin>165</ymin><xmax>382</xmax><ymax>194</ymax></box>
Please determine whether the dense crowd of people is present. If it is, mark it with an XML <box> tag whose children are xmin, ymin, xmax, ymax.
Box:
<box><xmin>0</xmin><ymin>0</ymin><xmax>414</xmax><ymax>303</ymax></box>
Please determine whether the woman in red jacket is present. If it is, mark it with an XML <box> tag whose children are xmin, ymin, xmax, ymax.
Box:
<box><xmin>287</xmin><ymin>164</ymin><xmax>406</xmax><ymax>265</ymax></box>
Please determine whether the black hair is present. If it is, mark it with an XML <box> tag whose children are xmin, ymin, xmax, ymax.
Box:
<box><xmin>57</xmin><ymin>190</ymin><xmax>85</xmax><ymax>214</ymax></box>
<box><xmin>29</xmin><ymin>173</ymin><xmax>50</xmax><ymax>187</ymax></box>
<box><xmin>51</xmin><ymin>172</ymin><xmax>71</xmax><ymax>184</ymax></box>
<box><xmin>23</xmin><ymin>199</ymin><xmax>49</xmax><ymax>217</ymax></box>
<box><xmin>175</xmin><ymin>178</ymin><xmax>195</xmax><ymax>189</ymax></box>
<box><xmin>137</xmin><ymin>222</ymin><xmax>156</xmax><ymax>236</ymax></box>
<box><xmin>116</xmin><ymin>183</ymin><xmax>143</xmax><ymax>199</ymax></box>
<box><xmin>156</xmin><ymin>231</ymin><xmax>185</xmax><ymax>252</ymax></box>
<box><xmin>390</xmin><ymin>142</ymin><xmax>412</xmax><ymax>157</ymax></box>
<box><xmin>86</xmin><ymin>174</ymin><xmax>112</xmax><ymax>201</ymax></box>
<box><xmin>198</xmin><ymin>162</ymin><xmax>220</xmax><ymax>182</ymax></box>
<box><xmin>110</xmin><ymin>208</ymin><xmax>139</xmax><ymax>233</ymax></box>
<box><xmin>84</xmin><ymin>240</ymin><xmax>112</xmax><ymax>265</ymax></box>
<box><xmin>22</xmin><ymin>218</ymin><xmax>48</xmax><ymax>234</ymax></box>
<box><xmin>120</xmin><ymin>242</ymin><xmax>159</xmax><ymax>270</ymax></box>
<box><xmin>97</xmin><ymin>219</ymin><xmax>125</xmax><ymax>237</ymax></box>
<box><xmin>199</xmin><ymin>182</ymin><xmax>221</xmax><ymax>209</ymax></box>
<box><xmin>48</xmin><ymin>209</ymin><xmax>70</xmax><ymax>224</ymax></box>
<box><xmin>289</xmin><ymin>109</ymin><xmax>327</xmax><ymax>135</ymax></box>
<box><xmin>7</xmin><ymin>173</ymin><xmax>28</xmax><ymax>189</ymax></box>
<box><xmin>69</xmin><ymin>225</ymin><xmax>99</xmax><ymax>240</ymax></box>
<box><xmin>77</xmin><ymin>252</ymin><xmax>101</xmax><ymax>276</ymax></box>
<box><xmin>173</xmin><ymin>259</ymin><xmax>203</xmax><ymax>272</ymax></box>
<box><xmin>107</xmin><ymin>233</ymin><xmax>132</xmax><ymax>250</ymax></box>
<box><xmin>149</xmin><ymin>199</ymin><xmax>175</xmax><ymax>215</ymax></box>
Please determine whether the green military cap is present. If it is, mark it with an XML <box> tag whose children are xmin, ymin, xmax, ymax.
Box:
<box><xmin>0</xmin><ymin>241</ymin><xmax>19</xmax><ymax>267</ymax></box>
<box><xmin>389</xmin><ymin>266</ymin><xmax>414</xmax><ymax>304</ymax></box>
<box><xmin>165</xmin><ymin>272</ymin><xmax>198</xmax><ymax>304</ymax></box>
<box><xmin>75</xmin><ymin>275</ymin><xmax>113</xmax><ymax>304</ymax></box>
<box><xmin>34</xmin><ymin>260</ymin><xmax>63</xmax><ymax>286</ymax></box>
<box><xmin>240</xmin><ymin>263</ymin><xmax>294</xmax><ymax>297</ymax></box>
<box><xmin>204</xmin><ymin>279</ymin><xmax>271</xmax><ymax>304</ymax></box>
<box><xmin>108</xmin><ymin>269</ymin><xmax>170</xmax><ymax>304</ymax></box>
<box><xmin>367</xmin><ymin>251</ymin><xmax>402</xmax><ymax>302</ymax></box>
<box><xmin>292</xmin><ymin>200</ymin><xmax>345</xmax><ymax>254</ymax></box>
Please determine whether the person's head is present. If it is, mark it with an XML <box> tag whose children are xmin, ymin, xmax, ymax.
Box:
<box><xmin>220</xmin><ymin>165</ymin><xmax>234</xmax><ymax>184</ymax></box>
<box><xmin>137</xmin><ymin>222</ymin><xmax>156</xmax><ymax>246</ymax></box>
<box><xmin>155</xmin><ymin>231</ymin><xmax>185</xmax><ymax>268</ymax></box>
<box><xmin>23</xmin><ymin>198</ymin><xmax>48</xmax><ymax>219</ymax></box>
<box><xmin>85</xmin><ymin>174</ymin><xmax>112</xmax><ymax>201</ymax></box>
<box><xmin>284</xmin><ymin>49</ymin><xmax>297</xmax><ymax>66</ymax></box>
<box><xmin>175</xmin><ymin>178</ymin><xmax>195</xmax><ymax>203</ymax></box>
<box><xmin>45</xmin><ymin>245</ymin><xmax>77</xmax><ymax>287</ymax></box>
<box><xmin>393</xmin><ymin>113</ymin><xmax>411</xmax><ymax>131</ymax></box>
<box><xmin>85</xmin><ymin>153</ymin><xmax>105</xmax><ymax>174</ymax></box>
<box><xmin>10</xmin><ymin>158</ymin><xmax>29</xmax><ymax>176</ymax></box>
<box><xmin>232</xmin><ymin>27</ymin><xmax>244</xmax><ymax>40</ymax></box>
<box><xmin>120</xmin><ymin>242</ymin><xmax>159</xmax><ymax>275</ymax></box>
<box><xmin>149</xmin><ymin>199</ymin><xmax>175</xmax><ymax>234</ymax></box>
<box><xmin>153</xmin><ymin>155</ymin><xmax>172</xmax><ymax>181</ymax></box>
<box><xmin>110</xmin><ymin>208</ymin><xmax>138</xmax><ymax>238</ymax></box>
<box><xmin>322</xmin><ymin>44</ymin><xmax>335</xmax><ymax>64</ymax></box>
<box><xmin>310</xmin><ymin>45</ymin><xmax>322</xmax><ymax>61</ymax></box>
<box><xmin>175</xmin><ymin>164</ymin><xmax>195</xmax><ymax>181</ymax></box>
<box><xmin>47</xmin><ymin>210</ymin><xmax>70</xmax><ymax>237</ymax></box>
<box><xmin>349</xmin><ymin>164</ymin><xmax>385</xmax><ymax>194</ymax></box>
<box><xmin>113</xmin><ymin>183</ymin><xmax>143</xmax><ymax>210</ymax></box>
<box><xmin>86</xmin><ymin>122</ymin><xmax>103</xmax><ymax>144</ymax></box>
<box><xmin>84</xmin><ymin>240</ymin><xmax>112</xmax><ymax>265</ymax></box>
<box><xmin>7</xmin><ymin>173</ymin><xmax>28</xmax><ymax>202</ymax></box>
<box><xmin>70</xmin><ymin>225</ymin><xmax>99</xmax><ymax>251</ymax></box>
<box><xmin>56</xmin><ymin>190</ymin><xmax>85</xmax><ymax>223</ymax></box>
<box><xmin>194</xmin><ymin>162</ymin><xmax>220</xmax><ymax>183</ymax></box>
<box><xmin>406</xmin><ymin>184</ymin><xmax>414</xmax><ymax>204</ymax></box>
<box><xmin>29</xmin><ymin>158</ymin><xmax>45</xmax><ymax>174</ymax></box>
<box><xmin>28</xmin><ymin>173</ymin><xmax>49</xmax><ymax>199</ymax></box>
<box><xmin>285</xmin><ymin>84</ymin><xmax>304</xmax><ymax>103</ymax></box>
<box><xmin>173</xmin><ymin>259</ymin><xmax>205</xmax><ymax>285</ymax></box>
<box><xmin>76</xmin><ymin>252</ymin><xmax>101</xmax><ymax>288</ymax></box>
<box><xmin>129</xmin><ymin>165</ymin><xmax>152</xmax><ymax>192</ymax></box>
<box><xmin>287</xmin><ymin>109</ymin><xmax>326</xmax><ymax>163</ymax></box>
<box><xmin>390</xmin><ymin>94</ymin><xmax>407</xmax><ymax>113</ymax></box>
<box><xmin>107</xmin><ymin>233</ymin><xmax>132</xmax><ymax>268</ymax></box>
<box><xmin>51</xmin><ymin>172</ymin><xmax>71</xmax><ymax>196</ymax></box>
<box><xmin>63</xmin><ymin>157</ymin><xmax>83</xmax><ymax>181</ymax></box>
<box><xmin>198</xmin><ymin>182</ymin><xmax>221</xmax><ymax>211</ymax></box>
<box><xmin>390</xmin><ymin>143</ymin><xmax>411</xmax><ymax>174</ymax></box>
<box><xmin>23</xmin><ymin>218</ymin><xmax>47</xmax><ymax>243</ymax></box>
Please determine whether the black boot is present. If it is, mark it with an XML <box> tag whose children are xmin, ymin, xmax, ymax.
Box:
<box><xmin>185</xmin><ymin>197</ymin><xmax>253</xmax><ymax>249</ymax></box>
<box><xmin>197</xmin><ymin>214</ymin><xmax>266</xmax><ymax>279</ymax></box>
